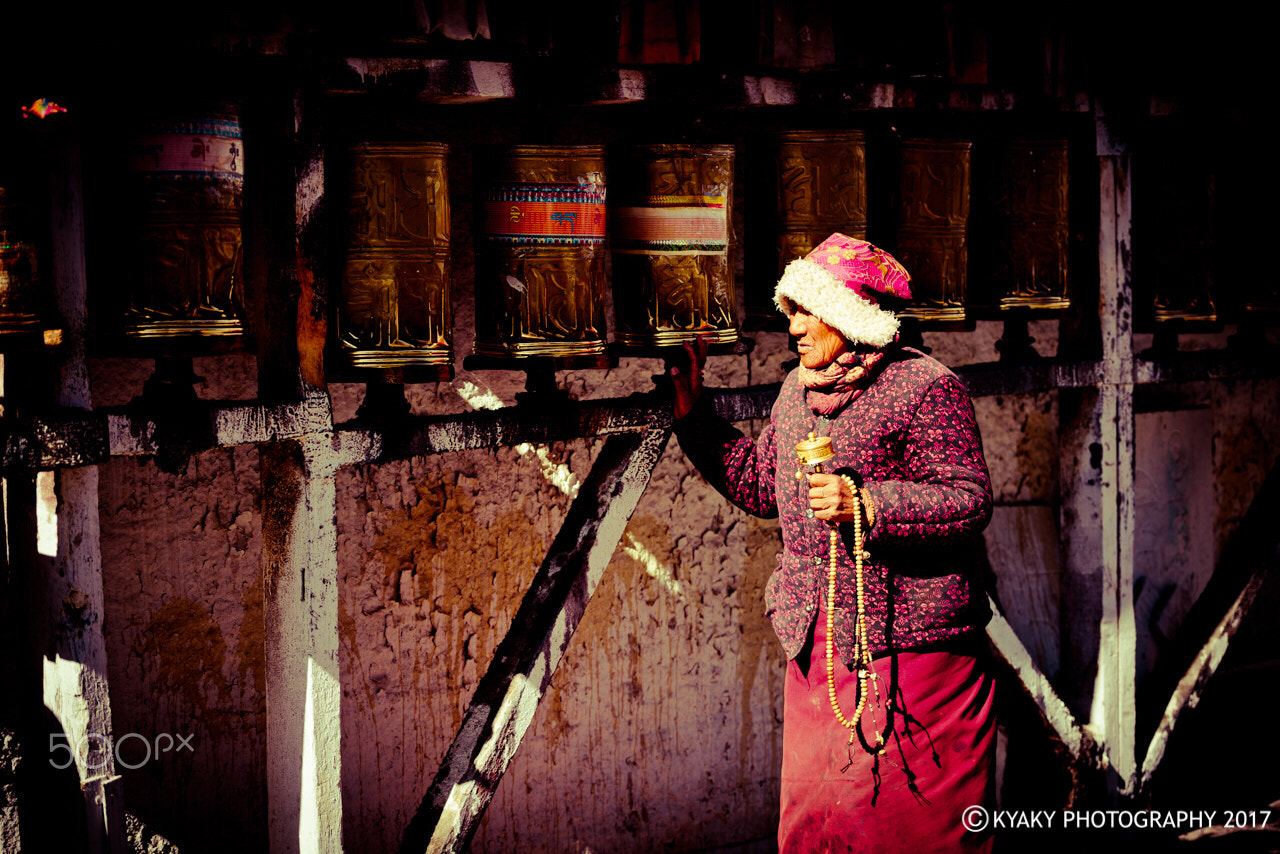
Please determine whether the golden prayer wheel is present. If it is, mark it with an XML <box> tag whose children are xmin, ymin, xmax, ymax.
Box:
<box><xmin>894</xmin><ymin>139</ymin><xmax>971</xmax><ymax>322</ymax></box>
<box><xmin>340</xmin><ymin>142</ymin><xmax>452</xmax><ymax>369</ymax></box>
<box><xmin>1242</xmin><ymin>280</ymin><xmax>1279</xmax><ymax>317</ymax></box>
<box><xmin>0</xmin><ymin>187</ymin><xmax>43</xmax><ymax>336</ymax></box>
<box><xmin>794</xmin><ymin>432</ymin><xmax>834</xmax><ymax>469</ymax></box>
<box><xmin>1140</xmin><ymin>138</ymin><xmax>1216</xmax><ymax>325</ymax></box>
<box><xmin>989</xmin><ymin>140</ymin><xmax>1070</xmax><ymax>311</ymax></box>
<box><xmin>776</xmin><ymin>130</ymin><xmax>868</xmax><ymax>268</ymax></box>
<box><xmin>474</xmin><ymin>145</ymin><xmax>608</xmax><ymax>358</ymax></box>
<box><xmin>125</xmin><ymin>111</ymin><xmax>247</xmax><ymax>338</ymax></box>
<box><xmin>611</xmin><ymin>143</ymin><xmax>738</xmax><ymax>348</ymax></box>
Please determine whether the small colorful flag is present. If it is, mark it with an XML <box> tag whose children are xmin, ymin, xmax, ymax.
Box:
<box><xmin>21</xmin><ymin>98</ymin><xmax>67</xmax><ymax>119</ymax></box>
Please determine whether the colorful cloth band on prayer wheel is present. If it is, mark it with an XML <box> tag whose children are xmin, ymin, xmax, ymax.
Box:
<box><xmin>991</xmin><ymin>140</ymin><xmax>1070</xmax><ymax>311</ymax></box>
<box><xmin>125</xmin><ymin>112</ymin><xmax>247</xmax><ymax>338</ymax></box>
<box><xmin>0</xmin><ymin>187</ymin><xmax>43</xmax><ymax>336</ymax></box>
<box><xmin>474</xmin><ymin>145</ymin><xmax>608</xmax><ymax>358</ymax></box>
<box><xmin>341</xmin><ymin>142</ymin><xmax>452</xmax><ymax>369</ymax></box>
<box><xmin>894</xmin><ymin>138</ymin><xmax>971</xmax><ymax>322</ymax></box>
<box><xmin>611</xmin><ymin>144</ymin><xmax>738</xmax><ymax>347</ymax></box>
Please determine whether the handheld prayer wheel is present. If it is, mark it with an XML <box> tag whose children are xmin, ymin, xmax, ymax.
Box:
<box><xmin>474</xmin><ymin>145</ymin><xmax>608</xmax><ymax>358</ymax></box>
<box><xmin>125</xmin><ymin>111</ymin><xmax>247</xmax><ymax>338</ymax></box>
<box><xmin>340</xmin><ymin>142</ymin><xmax>452</xmax><ymax>369</ymax></box>
<box><xmin>611</xmin><ymin>143</ymin><xmax>738</xmax><ymax>347</ymax></box>
<box><xmin>894</xmin><ymin>139</ymin><xmax>971</xmax><ymax>322</ymax></box>
<box><xmin>0</xmin><ymin>187</ymin><xmax>43</xmax><ymax>336</ymax></box>
<box><xmin>795</xmin><ymin>432</ymin><xmax>834</xmax><ymax>470</ymax></box>
<box><xmin>989</xmin><ymin>140</ymin><xmax>1070</xmax><ymax>311</ymax></box>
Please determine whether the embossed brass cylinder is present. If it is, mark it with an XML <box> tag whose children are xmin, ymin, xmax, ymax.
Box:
<box><xmin>776</xmin><ymin>130</ymin><xmax>868</xmax><ymax>272</ymax></box>
<box><xmin>474</xmin><ymin>145</ymin><xmax>608</xmax><ymax>358</ymax></box>
<box><xmin>125</xmin><ymin>112</ymin><xmax>247</xmax><ymax>338</ymax></box>
<box><xmin>611</xmin><ymin>143</ymin><xmax>738</xmax><ymax>347</ymax></box>
<box><xmin>894</xmin><ymin>139</ymin><xmax>971</xmax><ymax>322</ymax></box>
<box><xmin>0</xmin><ymin>187</ymin><xmax>43</xmax><ymax>336</ymax></box>
<box><xmin>1140</xmin><ymin>137</ymin><xmax>1217</xmax><ymax>325</ymax></box>
<box><xmin>340</xmin><ymin>142</ymin><xmax>452</xmax><ymax>369</ymax></box>
<box><xmin>990</xmin><ymin>140</ymin><xmax>1070</xmax><ymax>311</ymax></box>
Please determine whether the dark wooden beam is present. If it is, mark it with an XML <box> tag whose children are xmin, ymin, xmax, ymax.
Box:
<box><xmin>6</xmin><ymin>348</ymin><xmax>1279</xmax><ymax>475</ymax></box>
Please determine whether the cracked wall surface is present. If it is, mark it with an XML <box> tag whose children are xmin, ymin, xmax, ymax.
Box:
<box><xmin>85</xmin><ymin>320</ymin><xmax>1280</xmax><ymax>853</ymax></box>
<box><xmin>98</xmin><ymin>445</ymin><xmax>266</xmax><ymax>852</ymax></box>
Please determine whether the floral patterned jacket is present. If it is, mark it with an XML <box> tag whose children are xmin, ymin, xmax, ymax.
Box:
<box><xmin>675</xmin><ymin>346</ymin><xmax>993</xmax><ymax>665</ymax></box>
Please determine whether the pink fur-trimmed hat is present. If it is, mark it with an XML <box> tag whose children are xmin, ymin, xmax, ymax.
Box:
<box><xmin>774</xmin><ymin>233</ymin><xmax>912</xmax><ymax>348</ymax></box>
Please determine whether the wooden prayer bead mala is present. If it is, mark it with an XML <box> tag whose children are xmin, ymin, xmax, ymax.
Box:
<box><xmin>795</xmin><ymin>432</ymin><xmax>886</xmax><ymax>754</ymax></box>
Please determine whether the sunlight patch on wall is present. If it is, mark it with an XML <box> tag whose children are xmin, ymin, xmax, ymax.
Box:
<box><xmin>452</xmin><ymin>376</ymin><xmax>683</xmax><ymax>601</ymax></box>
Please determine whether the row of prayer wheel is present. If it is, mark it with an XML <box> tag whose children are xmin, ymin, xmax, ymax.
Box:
<box><xmin>4</xmin><ymin>117</ymin><xmax>1258</xmax><ymax>360</ymax></box>
<box><xmin>339</xmin><ymin>133</ymin><xmax>1074</xmax><ymax>367</ymax></box>
<box><xmin>125</xmin><ymin>113</ymin><xmax>247</xmax><ymax>338</ymax></box>
<box><xmin>762</xmin><ymin>131</ymin><xmax>1071</xmax><ymax>324</ymax></box>
<box><xmin>0</xmin><ymin>187</ymin><xmax>43</xmax><ymax>338</ymax></box>
<box><xmin>2</xmin><ymin>111</ymin><xmax>251</xmax><ymax>346</ymax></box>
<box><xmin>341</xmin><ymin>141</ymin><xmax>739</xmax><ymax>368</ymax></box>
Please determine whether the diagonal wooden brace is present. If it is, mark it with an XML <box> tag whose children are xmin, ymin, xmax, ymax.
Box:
<box><xmin>399</xmin><ymin>418</ymin><xmax>674</xmax><ymax>854</ymax></box>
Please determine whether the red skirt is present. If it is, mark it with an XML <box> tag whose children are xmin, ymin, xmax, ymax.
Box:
<box><xmin>779</xmin><ymin>610</ymin><xmax>996</xmax><ymax>854</ymax></box>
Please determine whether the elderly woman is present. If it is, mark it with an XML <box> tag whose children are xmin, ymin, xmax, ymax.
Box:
<box><xmin>669</xmin><ymin>234</ymin><xmax>996</xmax><ymax>853</ymax></box>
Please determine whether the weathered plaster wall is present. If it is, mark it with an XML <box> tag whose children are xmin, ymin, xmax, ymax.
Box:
<box><xmin>98</xmin><ymin>445</ymin><xmax>267</xmax><ymax>852</ymax></box>
<box><xmin>1131</xmin><ymin>374</ymin><xmax>1280</xmax><ymax>697</ymax></box>
<box><xmin>333</xmin><ymin>324</ymin><xmax>790</xmax><ymax>853</ymax></box>
<box><xmin>335</xmin><ymin>443</ymin><xmax>587</xmax><ymax>851</ymax></box>
<box><xmin>1210</xmin><ymin>376</ymin><xmax>1280</xmax><ymax>559</ymax></box>
<box><xmin>471</xmin><ymin>443</ymin><xmax>785</xmax><ymax>853</ymax></box>
<box><xmin>1134</xmin><ymin>408</ymin><xmax>1216</xmax><ymax>690</ymax></box>
<box><xmin>0</xmin><ymin>726</ymin><xmax>19</xmax><ymax>851</ymax></box>
<box><xmin>94</xmin><ymin>355</ymin><xmax>268</xmax><ymax>851</ymax></box>
<box><xmin>979</xmin><ymin>387</ymin><xmax>1062</xmax><ymax>681</ymax></box>
<box><xmin>84</xmin><ymin>317</ymin><xmax>1279</xmax><ymax>853</ymax></box>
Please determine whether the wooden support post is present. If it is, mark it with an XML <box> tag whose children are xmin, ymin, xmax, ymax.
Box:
<box><xmin>1056</xmin><ymin>115</ymin><xmax>1137</xmax><ymax>797</ymax></box>
<box><xmin>0</xmin><ymin>438</ymin><xmax>15</xmax><ymax>849</ymax></box>
<box><xmin>985</xmin><ymin>597</ymin><xmax>1088</xmax><ymax>761</ymax></box>
<box><xmin>1140</xmin><ymin>565</ymin><xmax>1270</xmax><ymax>789</ymax></box>
<box><xmin>1095</xmin><ymin>116</ymin><xmax>1137</xmax><ymax>793</ymax></box>
<box><xmin>261</xmin><ymin>438</ymin><xmax>343</xmax><ymax>854</ymax></box>
<box><xmin>399</xmin><ymin>421</ymin><xmax>675</xmax><ymax>854</ymax></box>
<box><xmin>254</xmin><ymin>72</ymin><xmax>341</xmax><ymax>854</ymax></box>
<box><xmin>292</xmin><ymin>86</ymin><xmax>330</xmax><ymax>396</ymax></box>
<box><xmin>39</xmin><ymin>125</ymin><xmax>125</xmax><ymax>853</ymax></box>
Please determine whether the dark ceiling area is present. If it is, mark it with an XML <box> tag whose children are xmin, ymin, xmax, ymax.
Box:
<box><xmin>0</xmin><ymin>1</ymin><xmax>1266</xmax><ymax>114</ymax></box>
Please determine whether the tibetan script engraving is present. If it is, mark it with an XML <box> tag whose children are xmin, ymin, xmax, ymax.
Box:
<box><xmin>341</xmin><ymin>143</ymin><xmax>453</xmax><ymax>368</ymax></box>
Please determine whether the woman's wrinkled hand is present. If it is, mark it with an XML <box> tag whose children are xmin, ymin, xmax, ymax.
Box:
<box><xmin>807</xmin><ymin>473</ymin><xmax>875</xmax><ymax>527</ymax></box>
<box><xmin>669</xmin><ymin>338</ymin><xmax>707</xmax><ymax>421</ymax></box>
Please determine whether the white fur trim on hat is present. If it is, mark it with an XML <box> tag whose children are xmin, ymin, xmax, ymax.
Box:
<box><xmin>774</xmin><ymin>257</ymin><xmax>900</xmax><ymax>348</ymax></box>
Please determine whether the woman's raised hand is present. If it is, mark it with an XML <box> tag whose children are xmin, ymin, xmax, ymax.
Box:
<box><xmin>669</xmin><ymin>338</ymin><xmax>707</xmax><ymax>420</ymax></box>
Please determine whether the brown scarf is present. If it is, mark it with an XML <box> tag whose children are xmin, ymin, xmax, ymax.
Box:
<box><xmin>799</xmin><ymin>348</ymin><xmax>888</xmax><ymax>416</ymax></box>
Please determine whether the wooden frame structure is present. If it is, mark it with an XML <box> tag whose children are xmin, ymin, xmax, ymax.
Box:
<box><xmin>2</xmin><ymin>56</ymin><xmax>1277</xmax><ymax>854</ymax></box>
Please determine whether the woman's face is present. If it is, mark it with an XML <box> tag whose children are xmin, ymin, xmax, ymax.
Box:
<box><xmin>788</xmin><ymin>306</ymin><xmax>849</xmax><ymax>369</ymax></box>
